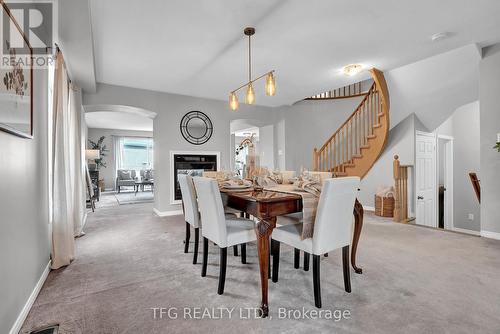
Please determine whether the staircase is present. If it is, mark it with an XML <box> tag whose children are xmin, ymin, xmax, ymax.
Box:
<box><xmin>313</xmin><ymin>68</ymin><xmax>390</xmax><ymax>178</ymax></box>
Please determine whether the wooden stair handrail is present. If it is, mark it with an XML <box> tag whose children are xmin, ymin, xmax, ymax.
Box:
<box><xmin>313</xmin><ymin>68</ymin><xmax>390</xmax><ymax>179</ymax></box>
<box><xmin>318</xmin><ymin>83</ymin><xmax>376</xmax><ymax>152</ymax></box>
<box><xmin>469</xmin><ymin>172</ymin><xmax>481</xmax><ymax>203</ymax></box>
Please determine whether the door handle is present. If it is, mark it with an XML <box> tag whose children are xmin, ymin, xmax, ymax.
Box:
<box><xmin>417</xmin><ymin>196</ymin><xmax>424</xmax><ymax>200</ymax></box>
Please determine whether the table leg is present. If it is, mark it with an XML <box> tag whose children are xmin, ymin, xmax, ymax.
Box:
<box><xmin>255</xmin><ymin>217</ymin><xmax>276</xmax><ymax>318</ymax></box>
<box><xmin>351</xmin><ymin>199</ymin><xmax>364</xmax><ymax>274</ymax></box>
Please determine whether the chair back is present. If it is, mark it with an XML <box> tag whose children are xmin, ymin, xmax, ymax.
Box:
<box><xmin>117</xmin><ymin>169</ymin><xmax>136</xmax><ymax>180</ymax></box>
<box><xmin>312</xmin><ymin>177</ymin><xmax>360</xmax><ymax>254</ymax></box>
<box><xmin>178</xmin><ymin>174</ymin><xmax>200</xmax><ymax>228</ymax></box>
<box><xmin>193</xmin><ymin>177</ymin><xmax>227</xmax><ymax>246</ymax></box>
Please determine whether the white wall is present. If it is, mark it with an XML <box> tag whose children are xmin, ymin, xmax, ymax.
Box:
<box><xmin>259</xmin><ymin>125</ymin><xmax>274</xmax><ymax>170</ymax></box>
<box><xmin>87</xmin><ymin>128</ymin><xmax>153</xmax><ymax>190</ymax></box>
<box><xmin>283</xmin><ymin>97</ymin><xmax>364</xmax><ymax>170</ymax></box>
<box><xmin>0</xmin><ymin>69</ymin><xmax>50</xmax><ymax>332</ymax></box>
<box><xmin>479</xmin><ymin>44</ymin><xmax>500</xmax><ymax>236</ymax></box>
<box><xmin>359</xmin><ymin>114</ymin><xmax>423</xmax><ymax>208</ymax></box>
<box><xmin>435</xmin><ymin>101</ymin><xmax>481</xmax><ymax>231</ymax></box>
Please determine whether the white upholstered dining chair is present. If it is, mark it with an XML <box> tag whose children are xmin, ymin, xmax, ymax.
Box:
<box><xmin>193</xmin><ymin>177</ymin><xmax>257</xmax><ymax>295</ymax></box>
<box><xmin>271</xmin><ymin>177</ymin><xmax>360</xmax><ymax>308</ymax></box>
<box><xmin>178</xmin><ymin>174</ymin><xmax>202</xmax><ymax>264</ymax></box>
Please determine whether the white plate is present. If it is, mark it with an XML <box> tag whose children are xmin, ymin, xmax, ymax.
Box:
<box><xmin>223</xmin><ymin>184</ymin><xmax>252</xmax><ymax>189</ymax></box>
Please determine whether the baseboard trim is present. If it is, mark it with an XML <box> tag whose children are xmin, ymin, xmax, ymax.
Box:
<box><xmin>452</xmin><ymin>227</ymin><xmax>480</xmax><ymax>236</ymax></box>
<box><xmin>363</xmin><ymin>206</ymin><xmax>375</xmax><ymax>212</ymax></box>
<box><xmin>153</xmin><ymin>208</ymin><xmax>183</xmax><ymax>217</ymax></box>
<box><xmin>9</xmin><ymin>260</ymin><xmax>51</xmax><ymax>334</ymax></box>
<box><xmin>480</xmin><ymin>230</ymin><xmax>500</xmax><ymax>240</ymax></box>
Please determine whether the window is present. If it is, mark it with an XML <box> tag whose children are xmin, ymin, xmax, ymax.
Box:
<box><xmin>117</xmin><ymin>137</ymin><xmax>154</xmax><ymax>170</ymax></box>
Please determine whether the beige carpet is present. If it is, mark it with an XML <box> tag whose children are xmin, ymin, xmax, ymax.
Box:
<box><xmin>21</xmin><ymin>203</ymin><xmax>500</xmax><ymax>333</ymax></box>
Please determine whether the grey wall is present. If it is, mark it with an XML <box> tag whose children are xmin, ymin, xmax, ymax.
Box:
<box><xmin>479</xmin><ymin>44</ymin><xmax>500</xmax><ymax>235</ymax></box>
<box><xmin>87</xmin><ymin>128</ymin><xmax>153</xmax><ymax>190</ymax></box>
<box><xmin>0</xmin><ymin>69</ymin><xmax>50</xmax><ymax>332</ymax></box>
<box><xmin>83</xmin><ymin>84</ymin><xmax>282</xmax><ymax>213</ymax></box>
<box><xmin>436</xmin><ymin>101</ymin><xmax>481</xmax><ymax>231</ymax></box>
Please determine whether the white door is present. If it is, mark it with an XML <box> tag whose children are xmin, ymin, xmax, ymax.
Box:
<box><xmin>416</xmin><ymin>132</ymin><xmax>437</xmax><ymax>227</ymax></box>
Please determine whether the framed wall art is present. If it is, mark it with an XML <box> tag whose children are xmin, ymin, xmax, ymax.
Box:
<box><xmin>0</xmin><ymin>0</ymin><xmax>34</xmax><ymax>138</ymax></box>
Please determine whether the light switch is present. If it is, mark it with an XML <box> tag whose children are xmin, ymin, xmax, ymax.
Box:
<box><xmin>468</xmin><ymin>213</ymin><xmax>474</xmax><ymax>221</ymax></box>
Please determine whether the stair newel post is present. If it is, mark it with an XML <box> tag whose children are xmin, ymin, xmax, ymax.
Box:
<box><xmin>393</xmin><ymin>155</ymin><xmax>401</xmax><ymax>222</ymax></box>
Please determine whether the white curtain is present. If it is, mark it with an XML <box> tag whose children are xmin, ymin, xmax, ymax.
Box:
<box><xmin>113</xmin><ymin>135</ymin><xmax>124</xmax><ymax>170</ymax></box>
<box><xmin>69</xmin><ymin>85</ymin><xmax>86</xmax><ymax>237</ymax></box>
<box><xmin>51</xmin><ymin>51</ymin><xmax>85</xmax><ymax>269</ymax></box>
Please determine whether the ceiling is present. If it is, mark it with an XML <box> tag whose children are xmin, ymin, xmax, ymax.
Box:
<box><xmin>88</xmin><ymin>0</ymin><xmax>500</xmax><ymax>106</ymax></box>
<box><xmin>85</xmin><ymin>112</ymin><xmax>153</xmax><ymax>131</ymax></box>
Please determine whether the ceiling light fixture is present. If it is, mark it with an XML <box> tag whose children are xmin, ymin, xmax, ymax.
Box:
<box><xmin>229</xmin><ymin>27</ymin><xmax>276</xmax><ymax>111</ymax></box>
<box><xmin>342</xmin><ymin>64</ymin><xmax>363</xmax><ymax>76</ymax></box>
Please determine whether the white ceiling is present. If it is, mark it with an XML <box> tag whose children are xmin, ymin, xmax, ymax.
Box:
<box><xmin>88</xmin><ymin>0</ymin><xmax>500</xmax><ymax>106</ymax></box>
<box><xmin>85</xmin><ymin>112</ymin><xmax>153</xmax><ymax>131</ymax></box>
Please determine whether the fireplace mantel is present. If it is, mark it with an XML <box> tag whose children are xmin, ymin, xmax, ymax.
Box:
<box><xmin>170</xmin><ymin>151</ymin><xmax>221</xmax><ymax>205</ymax></box>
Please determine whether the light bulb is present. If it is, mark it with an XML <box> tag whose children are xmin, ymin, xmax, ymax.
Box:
<box><xmin>265</xmin><ymin>72</ymin><xmax>276</xmax><ymax>96</ymax></box>
<box><xmin>246</xmin><ymin>83</ymin><xmax>255</xmax><ymax>104</ymax></box>
<box><xmin>229</xmin><ymin>92</ymin><xmax>239</xmax><ymax>111</ymax></box>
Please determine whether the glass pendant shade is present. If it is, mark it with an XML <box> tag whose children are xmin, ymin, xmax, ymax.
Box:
<box><xmin>246</xmin><ymin>83</ymin><xmax>255</xmax><ymax>104</ymax></box>
<box><xmin>265</xmin><ymin>72</ymin><xmax>276</xmax><ymax>96</ymax></box>
<box><xmin>229</xmin><ymin>92</ymin><xmax>239</xmax><ymax>111</ymax></box>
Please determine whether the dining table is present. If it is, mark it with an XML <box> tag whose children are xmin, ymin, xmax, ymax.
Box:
<box><xmin>220</xmin><ymin>187</ymin><xmax>364</xmax><ymax>318</ymax></box>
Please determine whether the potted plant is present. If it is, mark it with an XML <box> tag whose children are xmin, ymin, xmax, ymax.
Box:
<box><xmin>88</xmin><ymin>136</ymin><xmax>108</xmax><ymax>169</ymax></box>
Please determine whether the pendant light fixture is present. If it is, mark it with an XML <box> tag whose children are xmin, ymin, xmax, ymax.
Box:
<box><xmin>229</xmin><ymin>27</ymin><xmax>276</xmax><ymax>111</ymax></box>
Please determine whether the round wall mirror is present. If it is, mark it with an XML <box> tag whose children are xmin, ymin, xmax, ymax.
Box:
<box><xmin>180</xmin><ymin>111</ymin><xmax>213</xmax><ymax>145</ymax></box>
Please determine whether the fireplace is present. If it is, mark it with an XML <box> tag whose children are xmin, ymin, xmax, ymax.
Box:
<box><xmin>170</xmin><ymin>151</ymin><xmax>220</xmax><ymax>203</ymax></box>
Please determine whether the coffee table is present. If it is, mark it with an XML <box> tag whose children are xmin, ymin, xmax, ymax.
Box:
<box><xmin>134</xmin><ymin>180</ymin><xmax>154</xmax><ymax>195</ymax></box>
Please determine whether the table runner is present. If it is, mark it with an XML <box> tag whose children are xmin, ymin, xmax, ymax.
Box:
<box><xmin>264</xmin><ymin>184</ymin><xmax>320</xmax><ymax>239</ymax></box>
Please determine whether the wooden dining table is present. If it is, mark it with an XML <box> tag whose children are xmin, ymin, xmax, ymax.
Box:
<box><xmin>220</xmin><ymin>188</ymin><xmax>364</xmax><ymax>318</ymax></box>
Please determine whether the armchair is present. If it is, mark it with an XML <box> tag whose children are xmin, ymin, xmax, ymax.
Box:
<box><xmin>116</xmin><ymin>169</ymin><xmax>137</xmax><ymax>193</ymax></box>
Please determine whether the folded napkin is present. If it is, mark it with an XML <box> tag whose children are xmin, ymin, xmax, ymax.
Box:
<box><xmin>256</xmin><ymin>176</ymin><xmax>278</xmax><ymax>188</ymax></box>
<box><xmin>293</xmin><ymin>178</ymin><xmax>322</xmax><ymax>197</ymax></box>
<box><xmin>219</xmin><ymin>179</ymin><xmax>252</xmax><ymax>188</ymax></box>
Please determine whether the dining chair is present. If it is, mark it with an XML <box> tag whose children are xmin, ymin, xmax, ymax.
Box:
<box><xmin>193</xmin><ymin>177</ymin><xmax>257</xmax><ymax>295</ymax></box>
<box><xmin>178</xmin><ymin>174</ymin><xmax>202</xmax><ymax>264</ymax></box>
<box><xmin>271</xmin><ymin>177</ymin><xmax>360</xmax><ymax>308</ymax></box>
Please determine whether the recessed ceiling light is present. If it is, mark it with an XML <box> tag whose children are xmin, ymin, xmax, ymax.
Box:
<box><xmin>431</xmin><ymin>32</ymin><xmax>450</xmax><ymax>42</ymax></box>
<box><xmin>342</xmin><ymin>64</ymin><xmax>363</xmax><ymax>76</ymax></box>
